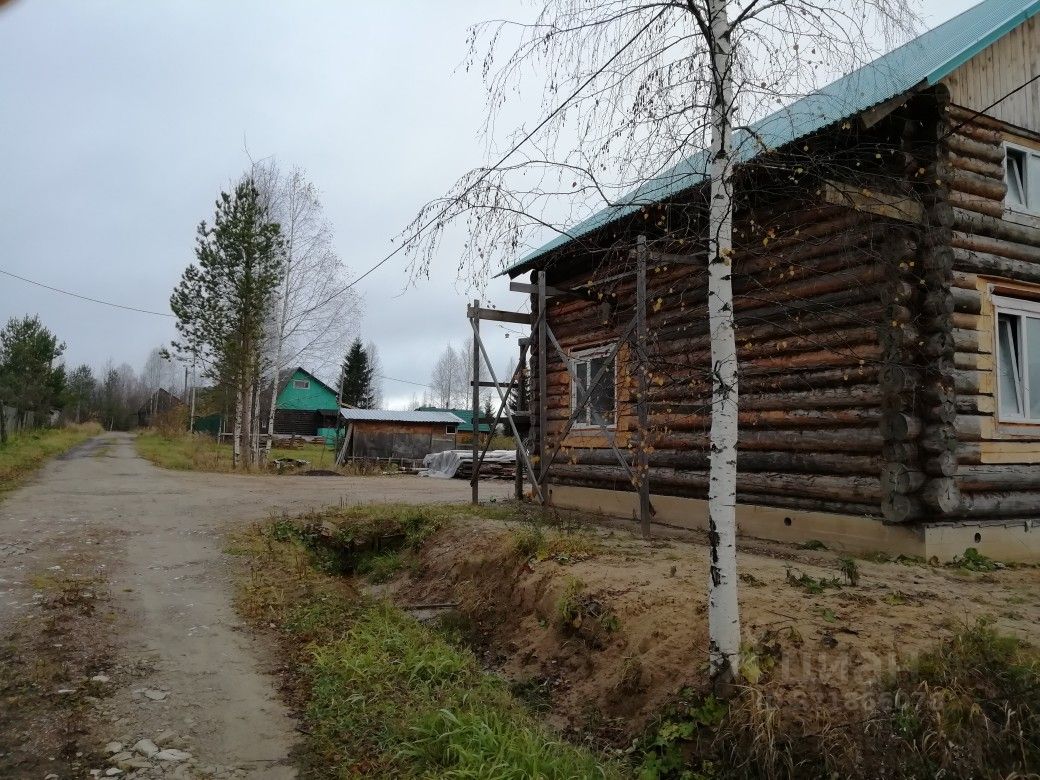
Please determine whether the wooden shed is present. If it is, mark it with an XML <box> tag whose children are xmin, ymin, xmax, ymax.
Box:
<box><xmin>502</xmin><ymin>0</ymin><xmax>1040</xmax><ymax>562</ymax></box>
<box><xmin>337</xmin><ymin>409</ymin><xmax>464</xmax><ymax>461</ymax></box>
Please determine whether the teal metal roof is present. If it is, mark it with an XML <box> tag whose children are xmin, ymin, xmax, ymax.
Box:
<box><xmin>503</xmin><ymin>0</ymin><xmax>1040</xmax><ymax>276</ymax></box>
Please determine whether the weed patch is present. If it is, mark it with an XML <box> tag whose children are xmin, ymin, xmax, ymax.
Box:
<box><xmin>0</xmin><ymin>423</ymin><xmax>101</xmax><ymax>494</ymax></box>
<box><xmin>555</xmin><ymin>577</ymin><xmax>620</xmax><ymax>645</ymax></box>
<box><xmin>948</xmin><ymin>546</ymin><xmax>1001</xmax><ymax>572</ymax></box>
<box><xmin>512</xmin><ymin>521</ymin><xmax>601</xmax><ymax>564</ymax></box>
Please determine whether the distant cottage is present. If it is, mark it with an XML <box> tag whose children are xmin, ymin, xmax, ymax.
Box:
<box><xmin>269</xmin><ymin>367</ymin><xmax>341</xmax><ymax>439</ymax></box>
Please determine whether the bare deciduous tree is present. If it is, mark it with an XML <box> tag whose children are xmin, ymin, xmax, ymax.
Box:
<box><xmin>400</xmin><ymin>0</ymin><xmax>917</xmax><ymax>681</ymax></box>
<box><xmin>252</xmin><ymin>160</ymin><xmax>363</xmax><ymax>455</ymax></box>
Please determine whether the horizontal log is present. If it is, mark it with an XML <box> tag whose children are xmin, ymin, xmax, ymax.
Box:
<box><xmin>648</xmin><ymin>407</ymin><xmax>881</xmax><ymax>431</ymax></box>
<box><xmin>655</xmin><ymin>427</ymin><xmax>882</xmax><ymax>453</ymax></box>
<box><xmin>947</xmin><ymin>166</ymin><xmax>1007</xmax><ymax>201</ymax></box>
<box><xmin>951</xmin><ymin>288</ymin><xmax>982</xmax><ymax>315</ymax></box>
<box><xmin>725</xmin><ymin>385</ymin><xmax>881</xmax><ymax>410</ymax></box>
<box><xmin>567</xmin><ymin>447</ymin><xmax>880</xmax><ymax>475</ymax></box>
<box><xmin>956</xmin><ymin>464</ymin><xmax>1040</xmax><ymax>491</ymax></box>
<box><xmin>953</xmin><ymin>369</ymin><xmax>989</xmax><ymax>395</ymax></box>
<box><xmin>944</xmin><ymin>105</ymin><xmax>1005</xmax><ymax>136</ymax></box>
<box><xmin>952</xmin><ymin>231</ymin><xmax>1040</xmax><ymax>265</ymax></box>
<box><xmin>955</xmin><ymin>394</ymin><xmax>995</xmax><ymax>415</ymax></box>
<box><xmin>952</xmin><ymin>245</ymin><xmax>1040</xmax><ymax>284</ymax></box>
<box><xmin>948</xmin><ymin>189</ymin><xmax>1004</xmax><ymax>218</ymax></box>
<box><xmin>952</xmin><ymin>208</ymin><xmax>1040</xmax><ymax>247</ymax></box>
<box><xmin>956</xmin><ymin>490</ymin><xmax>1040</xmax><ymax>518</ymax></box>
<box><xmin>548</xmin><ymin>464</ymin><xmax>883</xmax><ymax>502</ymax></box>
<box><xmin>948</xmin><ymin>151</ymin><xmax>1005</xmax><ymax>182</ymax></box>
<box><xmin>943</xmin><ymin>132</ymin><xmax>1005</xmax><ymax>165</ymax></box>
<box><xmin>734</xmin><ymin>492</ymin><xmax>879</xmax><ymax>517</ymax></box>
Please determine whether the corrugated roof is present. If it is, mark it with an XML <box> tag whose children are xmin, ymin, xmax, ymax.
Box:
<box><xmin>415</xmin><ymin>406</ymin><xmax>493</xmax><ymax>433</ymax></box>
<box><xmin>339</xmin><ymin>408</ymin><xmax>465</xmax><ymax>424</ymax></box>
<box><xmin>503</xmin><ymin>0</ymin><xmax>1040</xmax><ymax>276</ymax></box>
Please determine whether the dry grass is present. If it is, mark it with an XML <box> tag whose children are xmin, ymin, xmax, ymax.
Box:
<box><xmin>135</xmin><ymin>431</ymin><xmax>350</xmax><ymax>474</ymax></box>
<box><xmin>0</xmin><ymin>422</ymin><xmax>102</xmax><ymax>494</ymax></box>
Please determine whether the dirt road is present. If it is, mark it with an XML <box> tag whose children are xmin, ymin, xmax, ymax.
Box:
<box><xmin>0</xmin><ymin>432</ymin><xmax>509</xmax><ymax>779</ymax></box>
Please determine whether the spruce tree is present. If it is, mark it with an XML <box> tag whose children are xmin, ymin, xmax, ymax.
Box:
<box><xmin>0</xmin><ymin>315</ymin><xmax>67</xmax><ymax>438</ymax></box>
<box><xmin>170</xmin><ymin>179</ymin><xmax>283</xmax><ymax>467</ymax></box>
<box><xmin>340</xmin><ymin>339</ymin><xmax>375</xmax><ymax>408</ymax></box>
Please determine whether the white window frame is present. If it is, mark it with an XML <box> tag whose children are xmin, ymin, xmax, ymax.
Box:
<box><xmin>993</xmin><ymin>293</ymin><xmax>1040</xmax><ymax>423</ymax></box>
<box><xmin>1004</xmin><ymin>142</ymin><xmax>1040</xmax><ymax>216</ymax></box>
<box><xmin>569</xmin><ymin>343</ymin><xmax>618</xmax><ymax>429</ymax></box>
<box><xmin>446</xmin><ymin>424</ymin><xmax>456</xmax><ymax>435</ymax></box>
<box><xmin>292</xmin><ymin>379</ymin><xmax>310</xmax><ymax>390</ymax></box>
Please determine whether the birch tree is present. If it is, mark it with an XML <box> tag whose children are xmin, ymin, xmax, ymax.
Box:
<box><xmin>252</xmin><ymin>161</ymin><xmax>362</xmax><ymax>456</ymax></box>
<box><xmin>400</xmin><ymin>0</ymin><xmax>917</xmax><ymax>681</ymax></box>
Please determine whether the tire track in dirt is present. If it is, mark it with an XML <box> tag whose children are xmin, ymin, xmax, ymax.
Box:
<box><xmin>0</xmin><ymin>432</ymin><xmax>509</xmax><ymax>779</ymax></box>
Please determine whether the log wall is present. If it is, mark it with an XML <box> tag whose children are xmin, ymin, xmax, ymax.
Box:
<box><xmin>531</xmin><ymin>199</ymin><xmax>894</xmax><ymax>518</ymax></box>
<box><xmin>943</xmin><ymin>103</ymin><xmax>1040</xmax><ymax>519</ymax></box>
<box><xmin>525</xmin><ymin>87</ymin><xmax>1040</xmax><ymax>526</ymax></box>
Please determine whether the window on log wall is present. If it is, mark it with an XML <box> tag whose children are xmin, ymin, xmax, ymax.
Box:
<box><xmin>1005</xmin><ymin>143</ymin><xmax>1040</xmax><ymax>215</ymax></box>
<box><xmin>994</xmin><ymin>294</ymin><xmax>1040</xmax><ymax>422</ymax></box>
<box><xmin>570</xmin><ymin>344</ymin><xmax>617</xmax><ymax>428</ymax></box>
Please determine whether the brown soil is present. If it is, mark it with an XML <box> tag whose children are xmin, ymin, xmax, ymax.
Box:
<box><xmin>391</xmin><ymin>514</ymin><xmax>1040</xmax><ymax>745</ymax></box>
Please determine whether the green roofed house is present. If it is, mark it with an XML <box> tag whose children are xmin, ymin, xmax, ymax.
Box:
<box><xmin>270</xmin><ymin>367</ymin><xmax>340</xmax><ymax>439</ymax></box>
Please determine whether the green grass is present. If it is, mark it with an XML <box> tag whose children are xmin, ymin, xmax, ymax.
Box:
<box><xmin>308</xmin><ymin>604</ymin><xmax>619</xmax><ymax>778</ymax></box>
<box><xmin>0</xmin><ymin>423</ymin><xmax>102</xmax><ymax>494</ymax></box>
<box><xmin>136</xmin><ymin>430</ymin><xmax>341</xmax><ymax>473</ymax></box>
<box><xmin>233</xmin><ymin>507</ymin><xmax>621</xmax><ymax>778</ymax></box>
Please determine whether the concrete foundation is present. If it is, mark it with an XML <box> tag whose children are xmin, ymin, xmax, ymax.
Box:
<box><xmin>548</xmin><ymin>484</ymin><xmax>1040</xmax><ymax>563</ymax></box>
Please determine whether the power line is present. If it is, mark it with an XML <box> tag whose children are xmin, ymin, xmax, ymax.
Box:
<box><xmin>325</xmin><ymin>8</ymin><xmax>668</xmax><ymax>296</ymax></box>
<box><xmin>375</xmin><ymin>373</ymin><xmax>430</xmax><ymax>388</ymax></box>
<box><xmin>943</xmin><ymin>71</ymin><xmax>1040</xmax><ymax>139</ymax></box>
<box><xmin>0</xmin><ymin>267</ymin><xmax>174</xmax><ymax>317</ymax></box>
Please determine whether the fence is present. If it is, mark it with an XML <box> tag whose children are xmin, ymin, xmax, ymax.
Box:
<box><xmin>2</xmin><ymin>405</ymin><xmax>34</xmax><ymax>435</ymax></box>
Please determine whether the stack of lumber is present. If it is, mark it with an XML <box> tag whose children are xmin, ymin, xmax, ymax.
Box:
<box><xmin>454</xmin><ymin>450</ymin><xmax>517</xmax><ymax>480</ymax></box>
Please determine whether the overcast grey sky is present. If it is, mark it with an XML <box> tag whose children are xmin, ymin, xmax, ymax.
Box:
<box><xmin>0</xmin><ymin>0</ymin><xmax>976</xmax><ymax>408</ymax></box>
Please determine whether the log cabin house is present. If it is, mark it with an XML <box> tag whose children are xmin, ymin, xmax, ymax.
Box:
<box><xmin>504</xmin><ymin>0</ymin><xmax>1040</xmax><ymax>561</ymax></box>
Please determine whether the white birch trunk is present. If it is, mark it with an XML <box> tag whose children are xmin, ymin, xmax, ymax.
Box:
<box><xmin>232</xmin><ymin>382</ymin><xmax>243</xmax><ymax>469</ymax></box>
<box><xmin>251</xmin><ymin>371</ymin><xmax>261</xmax><ymax>463</ymax></box>
<box><xmin>240</xmin><ymin>377</ymin><xmax>254</xmax><ymax>469</ymax></box>
<box><xmin>705</xmin><ymin>0</ymin><xmax>742</xmax><ymax>682</ymax></box>
<box><xmin>265</xmin><ymin>232</ymin><xmax>293</xmax><ymax>458</ymax></box>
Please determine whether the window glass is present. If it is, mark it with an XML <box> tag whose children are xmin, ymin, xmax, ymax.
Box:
<box><xmin>998</xmin><ymin>313</ymin><xmax>1023</xmax><ymax>417</ymax></box>
<box><xmin>588</xmin><ymin>356</ymin><xmax>615</xmax><ymax>424</ymax></box>
<box><xmin>293</xmin><ymin>379</ymin><xmax>310</xmax><ymax>390</ymax></box>
<box><xmin>1007</xmin><ymin>147</ymin><xmax>1027</xmax><ymax>209</ymax></box>
<box><xmin>1027</xmin><ymin>317</ymin><xmax>1040</xmax><ymax>419</ymax></box>
<box><xmin>571</xmin><ymin>349</ymin><xmax>616</xmax><ymax>426</ymax></box>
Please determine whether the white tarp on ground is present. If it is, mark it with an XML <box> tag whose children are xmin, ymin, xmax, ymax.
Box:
<box><xmin>419</xmin><ymin>449</ymin><xmax>516</xmax><ymax>479</ymax></box>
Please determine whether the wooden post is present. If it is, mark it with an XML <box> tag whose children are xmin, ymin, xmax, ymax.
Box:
<box><xmin>515</xmin><ymin>338</ymin><xmax>527</xmax><ymax>501</ymax></box>
<box><xmin>537</xmin><ymin>272</ymin><xmax>548</xmax><ymax>505</ymax></box>
<box><xmin>471</xmin><ymin>299</ymin><xmax>480</xmax><ymax>505</ymax></box>
<box><xmin>636</xmin><ymin>235</ymin><xmax>651</xmax><ymax>537</ymax></box>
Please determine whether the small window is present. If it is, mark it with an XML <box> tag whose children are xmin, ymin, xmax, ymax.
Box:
<box><xmin>994</xmin><ymin>294</ymin><xmax>1040</xmax><ymax>422</ymax></box>
<box><xmin>1005</xmin><ymin>143</ymin><xmax>1040</xmax><ymax>214</ymax></box>
<box><xmin>446</xmin><ymin>424</ymin><xmax>456</xmax><ymax>435</ymax></box>
<box><xmin>292</xmin><ymin>379</ymin><xmax>310</xmax><ymax>390</ymax></box>
<box><xmin>570</xmin><ymin>345</ymin><xmax>616</xmax><ymax>428</ymax></box>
